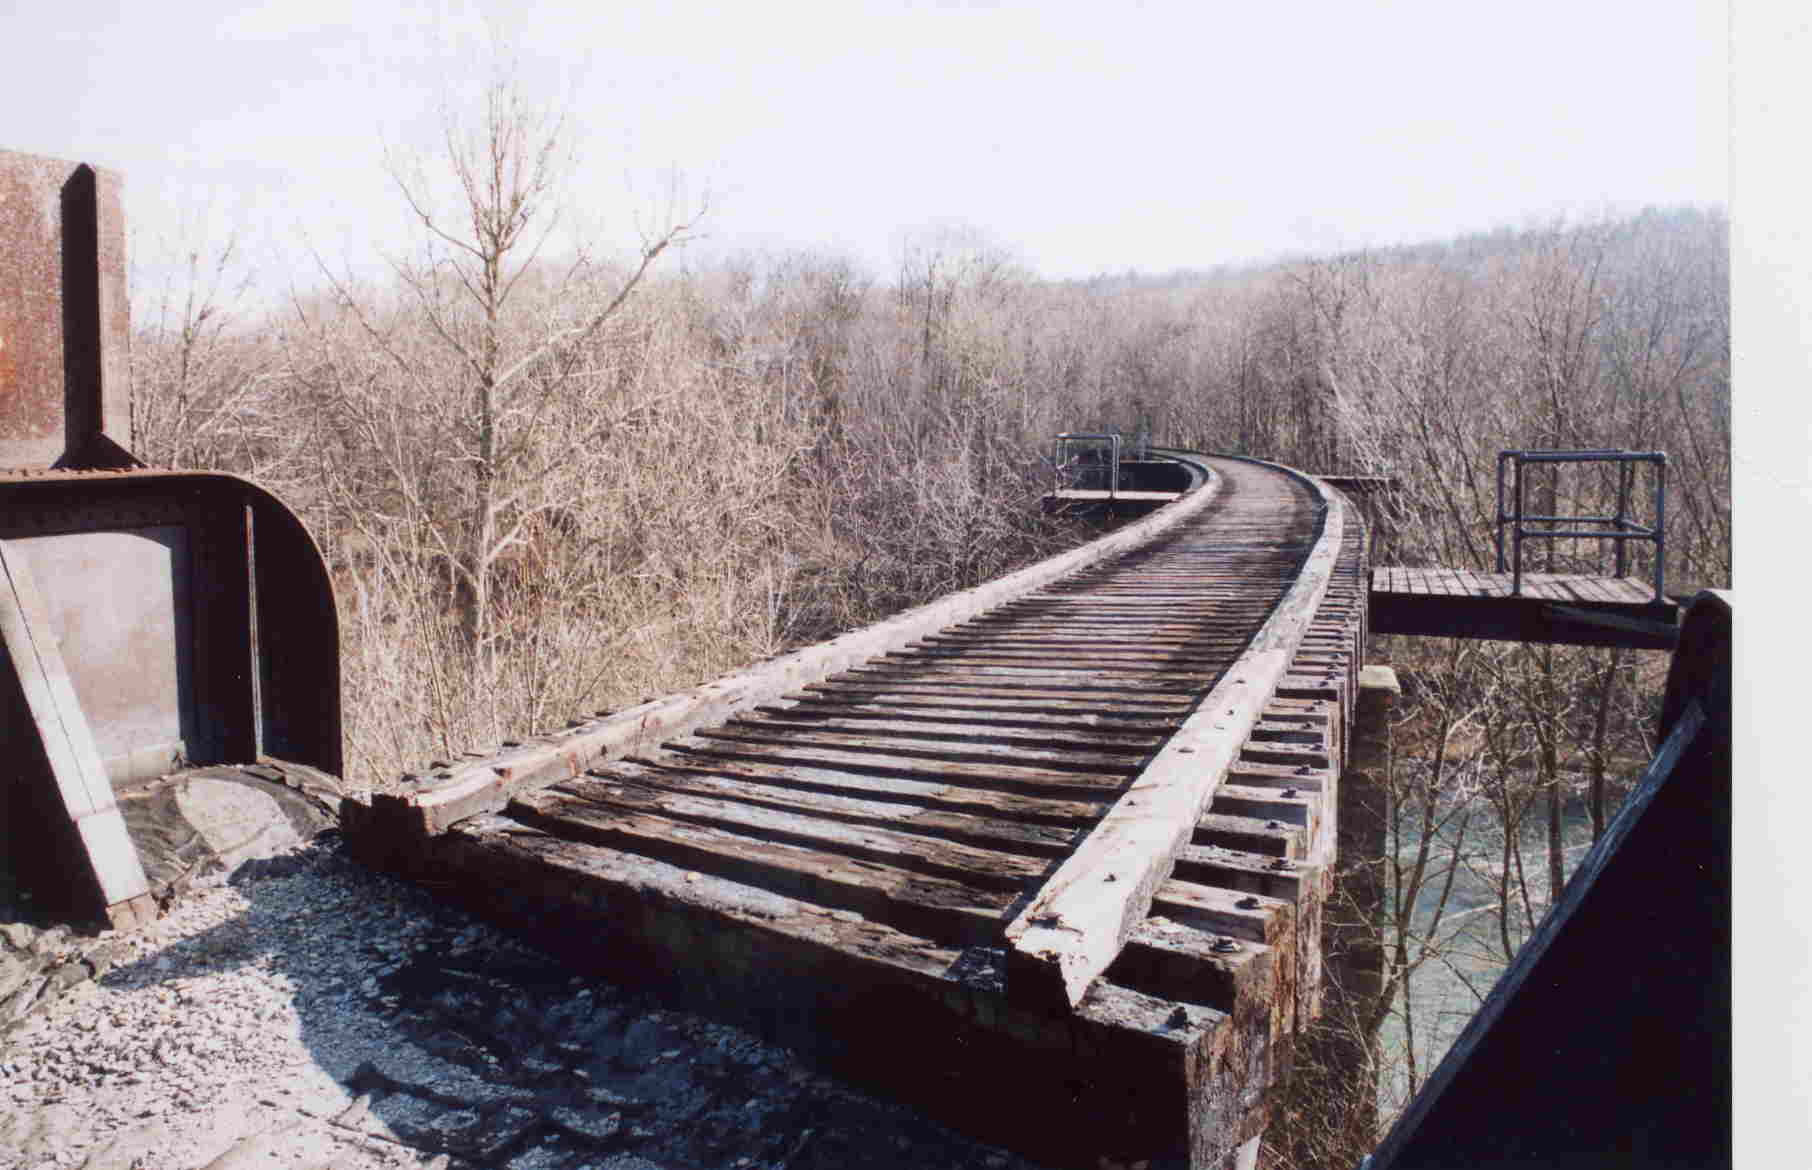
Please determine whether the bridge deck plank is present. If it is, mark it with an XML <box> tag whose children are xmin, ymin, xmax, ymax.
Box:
<box><xmin>879</xmin><ymin>653</ymin><xmax>1244</xmax><ymax>674</ymax></box>
<box><xmin>591</xmin><ymin>757</ymin><xmax>1082</xmax><ymax>856</ymax></box>
<box><xmin>844</xmin><ymin>663</ymin><xmax>1215</xmax><ymax>688</ymax></box>
<box><xmin>730</xmin><ymin>710</ymin><xmax>1164</xmax><ymax>752</ymax></box>
<box><xmin>924</xmin><ymin>629</ymin><xmax>1266</xmax><ymax>646</ymax></box>
<box><xmin>527</xmin><ymin>773</ymin><xmax>1053</xmax><ymax>892</ymax></box>
<box><xmin>596</xmin><ymin>752</ymin><xmax>1109</xmax><ymax>826</ymax></box>
<box><xmin>803</xmin><ymin>679</ymin><xmax>1196</xmax><ymax>706</ymax></box>
<box><xmin>694</xmin><ymin>724</ymin><xmax>1146</xmax><ymax>772</ymax></box>
<box><xmin>895</xmin><ymin>638</ymin><xmax>1260</xmax><ymax>660</ymax></box>
<box><xmin>663</xmin><ymin>735</ymin><xmax>1130</xmax><ymax>798</ymax></box>
<box><xmin>758</xmin><ymin>700</ymin><xmax>1183</xmax><ymax>735</ymax></box>
<box><xmin>1110</xmin><ymin>919</ymin><xmax>1278</xmax><ymax>1015</ymax></box>
<box><xmin>509</xmin><ymin>786</ymin><xmax>1015</xmax><ymax>946</ymax></box>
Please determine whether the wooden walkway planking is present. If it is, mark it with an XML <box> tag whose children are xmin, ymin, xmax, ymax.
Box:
<box><xmin>1375</xmin><ymin>567</ymin><xmax>1658</xmax><ymax>603</ymax></box>
<box><xmin>344</xmin><ymin>456</ymin><xmax>1370</xmax><ymax>1170</ymax></box>
<box><xmin>1370</xmin><ymin>567</ymin><xmax>1678</xmax><ymax>650</ymax></box>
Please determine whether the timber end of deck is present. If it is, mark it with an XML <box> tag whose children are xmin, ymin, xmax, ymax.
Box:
<box><xmin>369</xmin><ymin>808</ymin><xmax>1285</xmax><ymax>1169</ymax></box>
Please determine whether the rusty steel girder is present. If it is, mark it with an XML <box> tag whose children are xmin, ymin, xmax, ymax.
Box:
<box><xmin>1</xmin><ymin>148</ymin><xmax>341</xmax><ymax>927</ymax></box>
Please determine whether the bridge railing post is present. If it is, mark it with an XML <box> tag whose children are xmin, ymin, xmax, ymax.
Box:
<box><xmin>1494</xmin><ymin>449</ymin><xmax>1668</xmax><ymax>600</ymax></box>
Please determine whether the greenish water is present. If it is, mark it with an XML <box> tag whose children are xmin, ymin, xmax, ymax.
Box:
<box><xmin>1377</xmin><ymin>803</ymin><xmax>1599</xmax><ymax>1116</ymax></box>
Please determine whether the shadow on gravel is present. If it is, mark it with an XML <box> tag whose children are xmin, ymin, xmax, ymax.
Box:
<box><xmin>98</xmin><ymin>835</ymin><xmax>1050</xmax><ymax>1170</ymax></box>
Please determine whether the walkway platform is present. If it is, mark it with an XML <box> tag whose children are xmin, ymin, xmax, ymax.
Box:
<box><xmin>1371</xmin><ymin>567</ymin><xmax>1679</xmax><ymax>650</ymax></box>
<box><xmin>1041</xmin><ymin>489</ymin><xmax>1183</xmax><ymax>519</ymax></box>
<box><xmin>1045</xmin><ymin>489</ymin><xmax>1184</xmax><ymax>503</ymax></box>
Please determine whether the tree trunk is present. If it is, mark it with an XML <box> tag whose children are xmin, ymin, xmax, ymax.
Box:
<box><xmin>1546</xmin><ymin>741</ymin><xmax>1564</xmax><ymax>906</ymax></box>
<box><xmin>1587</xmin><ymin>647</ymin><xmax>1625</xmax><ymax>841</ymax></box>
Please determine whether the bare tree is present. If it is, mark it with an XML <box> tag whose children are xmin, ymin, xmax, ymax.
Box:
<box><xmin>323</xmin><ymin>64</ymin><xmax>706</xmax><ymax>669</ymax></box>
<box><xmin>131</xmin><ymin>232</ymin><xmax>292</xmax><ymax>478</ymax></box>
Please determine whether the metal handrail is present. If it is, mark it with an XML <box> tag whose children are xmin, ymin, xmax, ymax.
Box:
<box><xmin>1494</xmin><ymin>449</ymin><xmax>1667</xmax><ymax>601</ymax></box>
<box><xmin>1053</xmin><ymin>432</ymin><xmax>1123</xmax><ymax>498</ymax></box>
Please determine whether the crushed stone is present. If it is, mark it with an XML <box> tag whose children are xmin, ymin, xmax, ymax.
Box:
<box><xmin>1</xmin><ymin>834</ymin><xmax>1052</xmax><ymax>1170</ymax></box>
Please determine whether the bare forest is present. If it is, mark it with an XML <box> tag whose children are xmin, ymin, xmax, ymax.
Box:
<box><xmin>127</xmin><ymin>86</ymin><xmax>1729</xmax><ymax>1167</ymax></box>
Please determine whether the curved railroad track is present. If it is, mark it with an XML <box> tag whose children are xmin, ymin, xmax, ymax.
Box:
<box><xmin>347</xmin><ymin>452</ymin><xmax>1369</xmax><ymax>1170</ymax></box>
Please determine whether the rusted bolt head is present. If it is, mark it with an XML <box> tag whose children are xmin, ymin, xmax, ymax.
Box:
<box><xmin>1212</xmin><ymin>937</ymin><xmax>1240</xmax><ymax>954</ymax></box>
<box><xmin>1237</xmin><ymin>896</ymin><xmax>1261</xmax><ymax>910</ymax></box>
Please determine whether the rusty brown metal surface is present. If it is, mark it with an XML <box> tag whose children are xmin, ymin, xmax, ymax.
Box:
<box><xmin>0</xmin><ymin>468</ymin><xmax>343</xmax><ymax>779</ymax></box>
<box><xmin>0</xmin><ymin>150</ymin><xmax>66</xmax><ymax>460</ymax></box>
<box><xmin>0</xmin><ymin>148</ymin><xmax>132</xmax><ymax>470</ymax></box>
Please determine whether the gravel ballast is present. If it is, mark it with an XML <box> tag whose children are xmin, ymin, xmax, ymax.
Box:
<box><xmin>1</xmin><ymin>834</ymin><xmax>1055</xmax><ymax>1170</ymax></box>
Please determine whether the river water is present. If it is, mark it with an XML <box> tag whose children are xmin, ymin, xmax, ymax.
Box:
<box><xmin>1375</xmin><ymin>802</ymin><xmax>1600</xmax><ymax>1117</ymax></box>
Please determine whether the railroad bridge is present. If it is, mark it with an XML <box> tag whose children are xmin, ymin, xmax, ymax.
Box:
<box><xmin>3</xmin><ymin>151</ymin><xmax>1731</xmax><ymax>1169</ymax></box>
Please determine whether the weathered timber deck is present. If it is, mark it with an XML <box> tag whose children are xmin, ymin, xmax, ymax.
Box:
<box><xmin>1371</xmin><ymin>566</ymin><xmax>1678</xmax><ymax>649</ymax></box>
<box><xmin>345</xmin><ymin>456</ymin><xmax>1370</xmax><ymax>1170</ymax></box>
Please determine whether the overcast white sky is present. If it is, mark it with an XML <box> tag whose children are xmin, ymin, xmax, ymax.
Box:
<box><xmin>8</xmin><ymin>0</ymin><xmax>1727</xmax><ymax>291</ymax></box>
